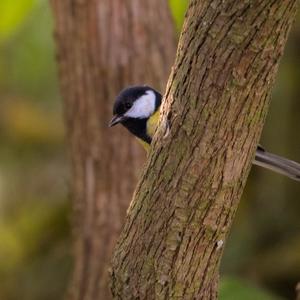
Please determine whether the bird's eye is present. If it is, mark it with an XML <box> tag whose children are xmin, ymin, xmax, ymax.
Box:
<box><xmin>125</xmin><ymin>102</ymin><xmax>132</xmax><ymax>109</ymax></box>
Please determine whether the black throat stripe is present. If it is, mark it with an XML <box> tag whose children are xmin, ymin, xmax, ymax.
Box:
<box><xmin>122</xmin><ymin>118</ymin><xmax>152</xmax><ymax>144</ymax></box>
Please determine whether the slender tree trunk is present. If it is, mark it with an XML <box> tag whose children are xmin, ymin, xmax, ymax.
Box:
<box><xmin>50</xmin><ymin>1</ymin><xmax>176</xmax><ymax>299</ymax></box>
<box><xmin>111</xmin><ymin>1</ymin><xmax>298</xmax><ymax>299</ymax></box>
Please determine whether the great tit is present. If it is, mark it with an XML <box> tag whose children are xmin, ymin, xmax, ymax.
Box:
<box><xmin>109</xmin><ymin>85</ymin><xmax>300</xmax><ymax>181</ymax></box>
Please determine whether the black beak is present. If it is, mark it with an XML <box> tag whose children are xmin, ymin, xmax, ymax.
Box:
<box><xmin>109</xmin><ymin>115</ymin><xmax>125</xmax><ymax>127</ymax></box>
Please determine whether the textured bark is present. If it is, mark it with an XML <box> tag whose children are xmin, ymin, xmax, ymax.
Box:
<box><xmin>111</xmin><ymin>1</ymin><xmax>298</xmax><ymax>299</ymax></box>
<box><xmin>50</xmin><ymin>1</ymin><xmax>176</xmax><ymax>299</ymax></box>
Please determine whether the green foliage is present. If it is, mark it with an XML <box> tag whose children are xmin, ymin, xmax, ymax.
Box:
<box><xmin>2</xmin><ymin>100</ymin><xmax>63</xmax><ymax>145</ymax></box>
<box><xmin>0</xmin><ymin>1</ymin><xmax>58</xmax><ymax>101</ymax></box>
<box><xmin>0</xmin><ymin>200</ymin><xmax>71</xmax><ymax>300</ymax></box>
<box><xmin>0</xmin><ymin>0</ymin><xmax>36</xmax><ymax>43</ymax></box>
<box><xmin>220</xmin><ymin>277</ymin><xmax>283</xmax><ymax>300</ymax></box>
<box><xmin>0</xmin><ymin>201</ymin><xmax>69</xmax><ymax>274</ymax></box>
<box><xmin>0</xmin><ymin>2</ymin><xmax>69</xmax><ymax>300</ymax></box>
<box><xmin>169</xmin><ymin>0</ymin><xmax>188</xmax><ymax>30</ymax></box>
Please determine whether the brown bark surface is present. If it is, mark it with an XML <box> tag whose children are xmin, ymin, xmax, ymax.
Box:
<box><xmin>50</xmin><ymin>1</ymin><xmax>176</xmax><ymax>299</ymax></box>
<box><xmin>111</xmin><ymin>0</ymin><xmax>298</xmax><ymax>299</ymax></box>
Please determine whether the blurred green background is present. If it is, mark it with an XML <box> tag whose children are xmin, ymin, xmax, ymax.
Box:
<box><xmin>0</xmin><ymin>1</ymin><xmax>299</xmax><ymax>299</ymax></box>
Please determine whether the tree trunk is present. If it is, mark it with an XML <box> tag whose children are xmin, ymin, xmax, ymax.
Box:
<box><xmin>50</xmin><ymin>1</ymin><xmax>176</xmax><ymax>299</ymax></box>
<box><xmin>111</xmin><ymin>1</ymin><xmax>298</xmax><ymax>299</ymax></box>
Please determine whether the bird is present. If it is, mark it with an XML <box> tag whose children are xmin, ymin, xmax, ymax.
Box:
<box><xmin>109</xmin><ymin>85</ymin><xmax>300</xmax><ymax>181</ymax></box>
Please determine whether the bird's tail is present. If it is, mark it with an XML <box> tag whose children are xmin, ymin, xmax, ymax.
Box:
<box><xmin>254</xmin><ymin>148</ymin><xmax>300</xmax><ymax>181</ymax></box>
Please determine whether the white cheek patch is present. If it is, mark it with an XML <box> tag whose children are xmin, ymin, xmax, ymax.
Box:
<box><xmin>124</xmin><ymin>90</ymin><xmax>156</xmax><ymax>119</ymax></box>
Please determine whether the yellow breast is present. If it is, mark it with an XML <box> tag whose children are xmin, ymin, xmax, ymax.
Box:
<box><xmin>137</xmin><ymin>139</ymin><xmax>151</xmax><ymax>151</ymax></box>
<box><xmin>147</xmin><ymin>110</ymin><xmax>160</xmax><ymax>138</ymax></box>
<box><xmin>136</xmin><ymin>110</ymin><xmax>160</xmax><ymax>152</ymax></box>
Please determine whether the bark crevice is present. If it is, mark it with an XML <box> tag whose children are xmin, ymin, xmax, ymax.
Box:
<box><xmin>111</xmin><ymin>0</ymin><xmax>298</xmax><ymax>299</ymax></box>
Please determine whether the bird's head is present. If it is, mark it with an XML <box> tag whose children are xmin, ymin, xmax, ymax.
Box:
<box><xmin>109</xmin><ymin>85</ymin><xmax>161</xmax><ymax>127</ymax></box>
